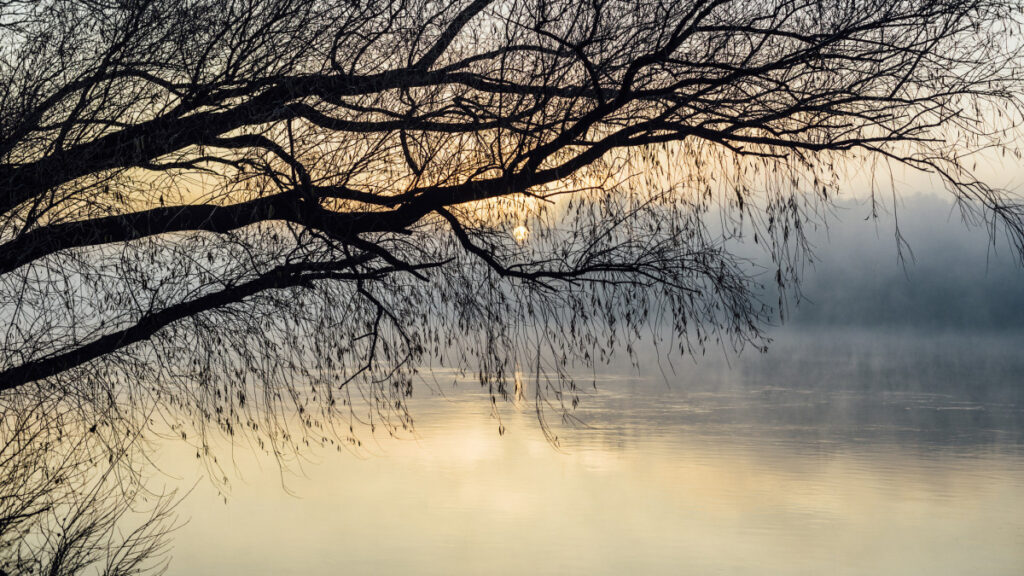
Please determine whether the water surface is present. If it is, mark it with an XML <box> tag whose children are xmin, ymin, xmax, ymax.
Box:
<box><xmin>162</xmin><ymin>330</ymin><xmax>1024</xmax><ymax>575</ymax></box>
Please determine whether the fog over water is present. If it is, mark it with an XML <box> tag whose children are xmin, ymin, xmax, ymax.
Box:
<box><xmin>767</xmin><ymin>193</ymin><xmax>1024</xmax><ymax>330</ymax></box>
<box><xmin>153</xmin><ymin>192</ymin><xmax>1024</xmax><ymax>576</ymax></box>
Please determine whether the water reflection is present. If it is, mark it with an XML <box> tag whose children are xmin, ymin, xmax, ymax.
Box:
<box><xmin>149</xmin><ymin>330</ymin><xmax>1023</xmax><ymax>576</ymax></box>
<box><xmin>2</xmin><ymin>330</ymin><xmax>1022</xmax><ymax>575</ymax></box>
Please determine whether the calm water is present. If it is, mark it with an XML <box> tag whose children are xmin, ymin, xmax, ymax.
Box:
<box><xmin>159</xmin><ymin>330</ymin><xmax>1024</xmax><ymax>575</ymax></box>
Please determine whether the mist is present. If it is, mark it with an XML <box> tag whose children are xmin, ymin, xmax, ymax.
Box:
<box><xmin>754</xmin><ymin>192</ymin><xmax>1024</xmax><ymax>331</ymax></box>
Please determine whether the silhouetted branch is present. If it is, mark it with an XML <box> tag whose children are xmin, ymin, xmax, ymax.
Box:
<box><xmin>0</xmin><ymin>0</ymin><xmax>1020</xmax><ymax>484</ymax></box>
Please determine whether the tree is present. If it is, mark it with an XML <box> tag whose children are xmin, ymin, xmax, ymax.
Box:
<box><xmin>0</xmin><ymin>391</ymin><xmax>180</xmax><ymax>576</ymax></box>
<box><xmin>0</xmin><ymin>0</ymin><xmax>1022</xmax><ymax>448</ymax></box>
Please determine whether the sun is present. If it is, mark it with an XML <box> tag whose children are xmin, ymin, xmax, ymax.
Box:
<box><xmin>512</xmin><ymin>225</ymin><xmax>529</xmax><ymax>243</ymax></box>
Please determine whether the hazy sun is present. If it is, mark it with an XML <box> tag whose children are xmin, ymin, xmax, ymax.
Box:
<box><xmin>512</xmin><ymin>225</ymin><xmax>529</xmax><ymax>243</ymax></box>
